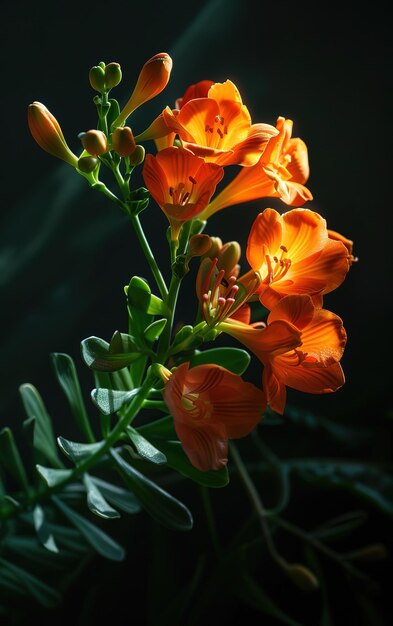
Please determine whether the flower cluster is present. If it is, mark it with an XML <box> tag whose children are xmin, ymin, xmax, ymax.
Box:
<box><xmin>28</xmin><ymin>53</ymin><xmax>355</xmax><ymax>472</ymax></box>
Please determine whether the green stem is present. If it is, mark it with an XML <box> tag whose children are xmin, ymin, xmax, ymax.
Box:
<box><xmin>130</xmin><ymin>213</ymin><xmax>168</xmax><ymax>299</ymax></box>
<box><xmin>199</xmin><ymin>485</ymin><xmax>221</xmax><ymax>559</ymax></box>
<box><xmin>156</xmin><ymin>274</ymin><xmax>181</xmax><ymax>363</ymax></box>
<box><xmin>0</xmin><ymin>374</ymin><xmax>157</xmax><ymax>521</ymax></box>
<box><xmin>229</xmin><ymin>442</ymin><xmax>285</xmax><ymax>567</ymax></box>
<box><xmin>142</xmin><ymin>400</ymin><xmax>168</xmax><ymax>411</ymax></box>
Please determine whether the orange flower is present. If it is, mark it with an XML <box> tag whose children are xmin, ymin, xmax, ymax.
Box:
<box><xmin>112</xmin><ymin>53</ymin><xmax>172</xmax><ymax>127</ymax></box>
<box><xmin>201</xmin><ymin>117</ymin><xmax>312</xmax><ymax>219</ymax></box>
<box><xmin>221</xmin><ymin>294</ymin><xmax>346</xmax><ymax>414</ymax></box>
<box><xmin>162</xmin><ymin>80</ymin><xmax>278</xmax><ymax>166</ymax></box>
<box><xmin>245</xmin><ymin>208</ymin><xmax>352</xmax><ymax>310</ymax></box>
<box><xmin>328</xmin><ymin>229</ymin><xmax>358</xmax><ymax>265</ymax></box>
<box><xmin>163</xmin><ymin>362</ymin><xmax>266</xmax><ymax>471</ymax></box>
<box><xmin>142</xmin><ymin>146</ymin><xmax>223</xmax><ymax>240</ymax></box>
<box><xmin>28</xmin><ymin>102</ymin><xmax>78</xmax><ymax>167</ymax></box>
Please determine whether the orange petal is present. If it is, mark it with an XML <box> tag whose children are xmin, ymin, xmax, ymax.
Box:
<box><xmin>208</xmin><ymin>79</ymin><xmax>244</xmax><ymax>106</ymax></box>
<box><xmin>262</xmin><ymin>364</ymin><xmax>287</xmax><ymax>415</ymax></box>
<box><xmin>175</xmin><ymin>421</ymin><xmax>229</xmax><ymax>471</ymax></box>
<box><xmin>176</xmin><ymin>80</ymin><xmax>214</xmax><ymax>109</ymax></box>
<box><xmin>298</xmin><ymin>307</ymin><xmax>347</xmax><ymax>366</ymax></box>
<box><xmin>273</xmin><ymin>361</ymin><xmax>345</xmax><ymax>395</ymax></box>
<box><xmin>221</xmin><ymin>318</ymin><xmax>302</xmax><ymax>362</ymax></box>
<box><xmin>281</xmin><ymin>209</ymin><xmax>328</xmax><ymax>261</ymax></box>
<box><xmin>285</xmin><ymin>138</ymin><xmax>310</xmax><ymax>184</ymax></box>
<box><xmin>267</xmin><ymin>294</ymin><xmax>315</xmax><ymax>330</ymax></box>
<box><xmin>289</xmin><ymin>238</ymin><xmax>351</xmax><ymax>296</ymax></box>
<box><xmin>246</xmin><ymin>209</ymin><xmax>283</xmax><ymax>270</ymax></box>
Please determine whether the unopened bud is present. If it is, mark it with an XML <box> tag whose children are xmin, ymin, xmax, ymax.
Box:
<box><xmin>113</xmin><ymin>53</ymin><xmax>173</xmax><ymax>126</ymax></box>
<box><xmin>217</xmin><ymin>241</ymin><xmax>241</xmax><ymax>276</ymax></box>
<box><xmin>345</xmin><ymin>543</ymin><xmax>388</xmax><ymax>562</ymax></box>
<box><xmin>28</xmin><ymin>102</ymin><xmax>78</xmax><ymax>167</ymax></box>
<box><xmin>78</xmin><ymin>156</ymin><xmax>98</xmax><ymax>173</ymax></box>
<box><xmin>202</xmin><ymin>237</ymin><xmax>223</xmax><ymax>260</ymax></box>
<box><xmin>89</xmin><ymin>65</ymin><xmax>106</xmax><ymax>92</ymax></box>
<box><xmin>128</xmin><ymin>145</ymin><xmax>145</xmax><ymax>166</ymax></box>
<box><xmin>112</xmin><ymin>126</ymin><xmax>136</xmax><ymax>157</ymax></box>
<box><xmin>188</xmin><ymin>235</ymin><xmax>212</xmax><ymax>258</ymax></box>
<box><xmin>105</xmin><ymin>62</ymin><xmax>122</xmax><ymax>90</ymax></box>
<box><xmin>80</xmin><ymin>129</ymin><xmax>108</xmax><ymax>156</ymax></box>
<box><xmin>284</xmin><ymin>563</ymin><xmax>319</xmax><ymax>592</ymax></box>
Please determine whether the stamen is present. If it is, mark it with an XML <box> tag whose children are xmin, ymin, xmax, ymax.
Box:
<box><xmin>280</xmin><ymin>245</ymin><xmax>288</xmax><ymax>253</ymax></box>
<box><xmin>217</xmin><ymin>128</ymin><xmax>224</xmax><ymax>139</ymax></box>
<box><xmin>169</xmin><ymin>187</ymin><xmax>174</xmax><ymax>196</ymax></box>
<box><xmin>189</xmin><ymin>175</ymin><xmax>197</xmax><ymax>185</ymax></box>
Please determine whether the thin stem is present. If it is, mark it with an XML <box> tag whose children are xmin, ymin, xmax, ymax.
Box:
<box><xmin>199</xmin><ymin>485</ymin><xmax>221</xmax><ymax>559</ymax></box>
<box><xmin>130</xmin><ymin>213</ymin><xmax>168</xmax><ymax>299</ymax></box>
<box><xmin>142</xmin><ymin>400</ymin><xmax>168</xmax><ymax>411</ymax></box>
<box><xmin>156</xmin><ymin>274</ymin><xmax>181</xmax><ymax>363</ymax></box>
<box><xmin>229</xmin><ymin>442</ymin><xmax>285</xmax><ymax>567</ymax></box>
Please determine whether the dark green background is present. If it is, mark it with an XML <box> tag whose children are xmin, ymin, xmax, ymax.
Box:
<box><xmin>1</xmin><ymin>1</ymin><xmax>391</xmax><ymax>624</ymax></box>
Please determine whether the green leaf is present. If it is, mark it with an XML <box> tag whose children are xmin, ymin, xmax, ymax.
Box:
<box><xmin>150</xmin><ymin>438</ymin><xmax>229</xmax><ymax>488</ymax></box>
<box><xmin>289</xmin><ymin>460</ymin><xmax>393</xmax><ymax>518</ymax></box>
<box><xmin>91</xmin><ymin>387</ymin><xmax>140</xmax><ymax>415</ymax></box>
<box><xmin>52</xmin><ymin>496</ymin><xmax>125</xmax><ymax>561</ymax></box>
<box><xmin>50</xmin><ymin>352</ymin><xmax>94</xmax><ymax>442</ymax></box>
<box><xmin>83</xmin><ymin>473</ymin><xmax>120</xmax><ymax>519</ymax></box>
<box><xmin>33</xmin><ymin>505</ymin><xmax>59</xmax><ymax>553</ymax></box>
<box><xmin>81</xmin><ymin>335</ymin><xmax>142</xmax><ymax>371</ymax></box>
<box><xmin>0</xmin><ymin>428</ymin><xmax>29</xmax><ymax>490</ymax></box>
<box><xmin>144</xmin><ymin>318</ymin><xmax>167</xmax><ymax>343</ymax></box>
<box><xmin>126</xmin><ymin>427</ymin><xmax>167</xmax><ymax>464</ymax></box>
<box><xmin>19</xmin><ymin>384</ymin><xmax>62</xmax><ymax>468</ymax></box>
<box><xmin>138</xmin><ymin>414</ymin><xmax>177</xmax><ymax>440</ymax></box>
<box><xmin>36</xmin><ymin>464</ymin><xmax>73</xmax><ymax>487</ymax></box>
<box><xmin>126</xmin><ymin>276</ymin><xmax>169</xmax><ymax>315</ymax></box>
<box><xmin>0</xmin><ymin>557</ymin><xmax>61</xmax><ymax>608</ymax></box>
<box><xmin>110</xmin><ymin>448</ymin><xmax>193</xmax><ymax>531</ymax></box>
<box><xmin>57</xmin><ymin>436</ymin><xmax>105</xmax><ymax>464</ymax></box>
<box><xmin>189</xmin><ymin>347</ymin><xmax>251</xmax><ymax>375</ymax></box>
<box><xmin>90</xmin><ymin>476</ymin><xmax>141</xmax><ymax>514</ymax></box>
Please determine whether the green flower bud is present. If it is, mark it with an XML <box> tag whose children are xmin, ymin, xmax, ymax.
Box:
<box><xmin>89</xmin><ymin>65</ymin><xmax>106</xmax><ymax>93</ymax></box>
<box><xmin>105</xmin><ymin>63</ymin><xmax>122</xmax><ymax>90</ymax></box>
<box><xmin>78</xmin><ymin>156</ymin><xmax>98</xmax><ymax>173</ymax></box>
<box><xmin>128</xmin><ymin>144</ymin><xmax>145</xmax><ymax>166</ymax></box>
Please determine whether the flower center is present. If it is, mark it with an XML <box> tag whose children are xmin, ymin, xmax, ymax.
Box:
<box><xmin>169</xmin><ymin>175</ymin><xmax>197</xmax><ymax>205</ymax></box>
<box><xmin>201</xmin><ymin>258</ymin><xmax>239</xmax><ymax>325</ymax></box>
<box><xmin>262</xmin><ymin>244</ymin><xmax>292</xmax><ymax>284</ymax></box>
<box><xmin>181</xmin><ymin>392</ymin><xmax>211</xmax><ymax>421</ymax></box>
<box><xmin>204</xmin><ymin>114</ymin><xmax>229</xmax><ymax>147</ymax></box>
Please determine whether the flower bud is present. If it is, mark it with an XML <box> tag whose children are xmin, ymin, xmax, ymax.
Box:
<box><xmin>28</xmin><ymin>101</ymin><xmax>78</xmax><ymax>167</ymax></box>
<box><xmin>112</xmin><ymin>126</ymin><xmax>136</xmax><ymax>157</ymax></box>
<box><xmin>128</xmin><ymin>145</ymin><xmax>145</xmax><ymax>166</ymax></box>
<box><xmin>217</xmin><ymin>241</ymin><xmax>241</xmax><ymax>277</ymax></box>
<box><xmin>113</xmin><ymin>53</ymin><xmax>173</xmax><ymax>126</ymax></box>
<box><xmin>89</xmin><ymin>65</ymin><xmax>106</xmax><ymax>92</ymax></box>
<box><xmin>188</xmin><ymin>235</ymin><xmax>212</xmax><ymax>259</ymax></box>
<box><xmin>284</xmin><ymin>563</ymin><xmax>319</xmax><ymax>592</ymax></box>
<box><xmin>202</xmin><ymin>237</ymin><xmax>223</xmax><ymax>260</ymax></box>
<box><xmin>105</xmin><ymin>62</ymin><xmax>122</xmax><ymax>90</ymax></box>
<box><xmin>80</xmin><ymin>129</ymin><xmax>108</xmax><ymax>156</ymax></box>
<box><xmin>77</xmin><ymin>156</ymin><xmax>98</xmax><ymax>173</ymax></box>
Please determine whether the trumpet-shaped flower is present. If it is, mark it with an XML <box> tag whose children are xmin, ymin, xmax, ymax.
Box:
<box><xmin>142</xmin><ymin>146</ymin><xmax>224</xmax><ymax>240</ymax></box>
<box><xmin>28</xmin><ymin>102</ymin><xmax>78</xmax><ymax>167</ymax></box>
<box><xmin>245</xmin><ymin>208</ymin><xmax>352</xmax><ymax>310</ymax></box>
<box><xmin>112</xmin><ymin>53</ymin><xmax>172</xmax><ymax>127</ymax></box>
<box><xmin>221</xmin><ymin>294</ymin><xmax>346</xmax><ymax>414</ymax></box>
<box><xmin>163</xmin><ymin>362</ymin><xmax>266</xmax><ymax>471</ymax></box>
<box><xmin>162</xmin><ymin>80</ymin><xmax>279</xmax><ymax>166</ymax></box>
<box><xmin>201</xmin><ymin>117</ymin><xmax>312</xmax><ymax>219</ymax></box>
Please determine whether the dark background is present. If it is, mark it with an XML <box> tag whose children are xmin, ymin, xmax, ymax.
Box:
<box><xmin>1</xmin><ymin>1</ymin><xmax>391</xmax><ymax>624</ymax></box>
